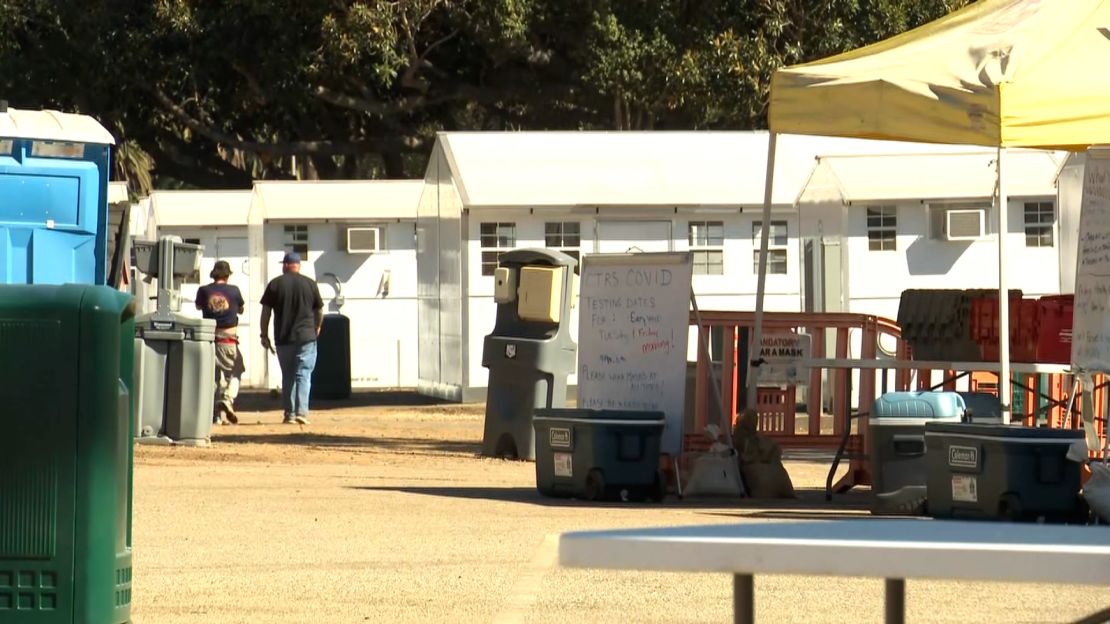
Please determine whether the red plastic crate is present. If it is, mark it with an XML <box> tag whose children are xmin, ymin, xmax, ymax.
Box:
<box><xmin>1035</xmin><ymin>294</ymin><xmax>1074</xmax><ymax>364</ymax></box>
<box><xmin>971</xmin><ymin>294</ymin><xmax>1037</xmax><ymax>362</ymax></box>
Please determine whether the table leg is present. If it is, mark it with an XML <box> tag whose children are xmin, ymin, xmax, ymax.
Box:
<box><xmin>733</xmin><ymin>574</ymin><xmax>754</xmax><ymax>624</ymax></box>
<box><xmin>885</xmin><ymin>578</ymin><xmax>905</xmax><ymax>624</ymax></box>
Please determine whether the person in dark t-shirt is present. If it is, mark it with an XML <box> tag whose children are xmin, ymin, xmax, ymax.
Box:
<box><xmin>196</xmin><ymin>260</ymin><xmax>246</xmax><ymax>425</ymax></box>
<box><xmin>260</xmin><ymin>251</ymin><xmax>323</xmax><ymax>424</ymax></box>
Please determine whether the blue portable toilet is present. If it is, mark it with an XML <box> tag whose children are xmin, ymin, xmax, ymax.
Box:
<box><xmin>0</xmin><ymin>104</ymin><xmax>115</xmax><ymax>285</ymax></box>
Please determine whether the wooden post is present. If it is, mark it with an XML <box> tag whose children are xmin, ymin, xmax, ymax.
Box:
<box><xmin>859</xmin><ymin>321</ymin><xmax>878</xmax><ymax>468</ymax></box>
<box><xmin>917</xmin><ymin>369</ymin><xmax>932</xmax><ymax>391</ymax></box>
<box><xmin>895</xmin><ymin>341</ymin><xmax>911</xmax><ymax>391</ymax></box>
<box><xmin>943</xmin><ymin>370</ymin><xmax>956</xmax><ymax>392</ymax></box>
<box><xmin>809</xmin><ymin>326</ymin><xmax>826</xmax><ymax>437</ymax></box>
<box><xmin>833</xmin><ymin>327</ymin><xmax>849</xmax><ymax>437</ymax></box>
<box><xmin>859</xmin><ymin>320</ymin><xmax>877</xmax><ymax>415</ymax></box>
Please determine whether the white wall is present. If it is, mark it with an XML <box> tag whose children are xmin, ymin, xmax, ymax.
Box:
<box><xmin>259</xmin><ymin>220</ymin><xmax>419</xmax><ymax>389</ymax></box>
<box><xmin>156</xmin><ymin>225</ymin><xmax>256</xmax><ymax>381</ymax></box>
<box><xmin>845</xmin><ymin>198</ymin><xmax>1062</xmax><ymax>323</ymax></box>
<box><xmin>462</xmin><ymin>208</ymin><xmax>803</xmax><ymax>390</ymax></box>
<box><xmin>416</xmin><ymin>146</ymin><xmax>468</xmax><ymax>400</ymax></box>
<box><xmin>1056</xmin><ymin>154</ymin><xmax>1084</xmax><ymax>293</ymax></box>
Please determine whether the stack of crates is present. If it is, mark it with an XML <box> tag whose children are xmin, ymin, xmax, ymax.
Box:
<box><xmin>969</xmin><ymin>291</ymin><xmax>1038</xmax><ymax>362</ymax></box>
<box><xmin>896</xmin><ymin>290</ymin><xmax>984</xmax><ymax>361</ymax></box>
<box><xmin>1034</xmin><ymin>295</ymin><xmax>1074</xmax><ymax>364</ymax></box>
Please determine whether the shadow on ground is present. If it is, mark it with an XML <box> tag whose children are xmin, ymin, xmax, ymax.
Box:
<box><xmin>347</xmin><ymin>484</ymin><xmax>876</xmax><ymax>514</ymax></box>
<box><xmin>348</xmin><ymin>485</ymin><xmax>687</xmax><ymax>509</ymax></box>
<box><xmin>233</xmin><ymin>390</ymin><xmax>457</xmax><ymax>412</ymax></box>
<box><xmin>213</xmin><ymin>432</ymin><xmax>481</xmax><ymax>456</ymax></box>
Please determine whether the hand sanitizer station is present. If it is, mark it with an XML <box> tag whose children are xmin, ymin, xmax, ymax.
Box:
<box><xmin>481</xmin><ymin>249</ymin><xmax>578</xmax><ymax>460</ymax></box>
<box><xmin>132</xmin><ymin>236</ymin><xmax>217</xmax><ymax>445</ymax></box>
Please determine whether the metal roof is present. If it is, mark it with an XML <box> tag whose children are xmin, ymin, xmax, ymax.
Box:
<box><xmin>251</xmin><ymin>180</ymin><xmax>422</xmax><ymax>221</ymax></box>
<box><xmin>151</xmin><ymin>190</ymin><xmax>253</xmax><ymax>227</ymax></box>
<box><xmin>811</xmin><ymin>150</ymin><xmax>1061</xmax><ymax>202</ymax></box>
<box><xmin>434</xmin><ymin>131</ymin><xmax>991</xmax><ymax>208</ymax></box>
<box><xmin>0</xmin><ymin>107</ymin><xmax>115</xmax><ymax>144</ymax></box>
<box><xmin>108</xmin><ymin>182</ymin><xmax>129</xmax><ymax>204</ymax></box>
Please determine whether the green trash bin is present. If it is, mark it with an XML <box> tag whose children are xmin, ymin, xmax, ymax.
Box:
<box><xmin>533</xmin><ymin>408</ymin><xmax>667</xmax><ymax>502</ymax></box>
<box><xmin>0</xmin><ymin>284</ymin><xmax>135</xmax><ymax>623</ymax></box>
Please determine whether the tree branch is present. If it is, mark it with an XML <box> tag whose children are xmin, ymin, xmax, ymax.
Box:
<box><xmin>154</xmin><ymin>89</ymin><xmax>425</xmax><ymax>156</ymax></box>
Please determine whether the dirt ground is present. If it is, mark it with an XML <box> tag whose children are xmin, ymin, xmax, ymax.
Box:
<box><xmin>130</xmin><ymin>394</ymin><xmax>1109</xmax><ymax>624</ymax></box>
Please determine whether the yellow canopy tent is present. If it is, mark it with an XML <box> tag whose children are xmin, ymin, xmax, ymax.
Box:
<box><xmin>750</xmin><ymin>0</ymin><xmax>1110</xmax><ymax>420</ymax></box>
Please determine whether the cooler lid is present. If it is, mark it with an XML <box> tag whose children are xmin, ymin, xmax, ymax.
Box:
<box><xmin>534</xmin><ymin>408</ymin><xmax>665</xmax><ymax>422</ymax></box>
<box><xmin>924</xmin><ymin>422</ymin><xmax>1086</xmax><ymax>440</ymax></box>
<box><xmin>871</xmin><ymin>416</ymin><xmax>961</xmax><ymax>426</ymax></box>
<box><xmin>871</xmin><ymin>391</ymin><xmax>966</xmax><ymax>420</ymax></box>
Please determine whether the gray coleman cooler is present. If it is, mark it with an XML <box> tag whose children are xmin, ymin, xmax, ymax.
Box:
<box><xmin>924</xmin><ymin>422</ymin><xmax>1085</xmax><ymax>522</ymax></box>
<box><xmin>134</xmin><ymin>314</ymin><xmax>216</xmax><ymax>444</ymax></box>
<box><xmin>533</xmin><ymin>408</ymin><xmax>666</xmax><ymax>502</ymax></box>
<box><xmin>869</xmin><ymin>391</ymin><xmax>965</xmax><ymax>515</ymax></box>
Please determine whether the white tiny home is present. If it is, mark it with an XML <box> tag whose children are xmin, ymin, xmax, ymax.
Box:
<box><xmin>149</xmin><ymin>180</ymin><xmax>423</xmax><ymax>390</ymax></box>
<box><xmin>797</xmin><ymin>149</ymin><xmax>1066</xmax><ymax>322</ymax></box>
<box><xmin>415</xmin><ymin>131</ymin><xmax>991</xmax><ymax>402</ymax></box>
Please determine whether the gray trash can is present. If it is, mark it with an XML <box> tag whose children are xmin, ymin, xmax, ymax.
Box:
<box><xmin>869</xmin><ymin>391</ymin><xmax>965</xmax><ymax>515</ymax></box>
<box><xmin>533</xmin><ymin>408</ymin><xmax>666</xmax><ymax>502</ymax></box>
<box><xmin>134</xmin><ymin>314</ymin><xmax>216</xmax><ymax>444</ymax></box>
<box><xmin>481</xmin><ymin>249</ymin><xmax>578</xmax><ymax>460</ymax></box>
<box><xmin>131</xmin><ymin>236</ymin><xmax>216</xmax><ymax>446</ymax></box>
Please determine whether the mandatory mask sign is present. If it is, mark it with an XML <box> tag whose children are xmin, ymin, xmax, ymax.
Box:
<box><xmin>577</xmin><ymin>252</ymin><xmax>693</xmax><ymax>454</ymax></box>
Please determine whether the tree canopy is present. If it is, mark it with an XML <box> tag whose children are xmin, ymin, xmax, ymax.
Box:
<box><xmin>0</xmin><ymin>0</ymin><xmax>971</xmax><ymax>194</ymax></box>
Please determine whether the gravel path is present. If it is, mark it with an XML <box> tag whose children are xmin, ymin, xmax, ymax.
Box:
<box><xmin>130</xmin><ymin>399</ymin><xmax>1110</xmax><ymax>623</ymax></box>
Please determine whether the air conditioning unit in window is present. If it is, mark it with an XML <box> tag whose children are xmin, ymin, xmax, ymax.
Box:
<box><xmin>344</xmin><ymin>226</ymin><xmax>383</xmax><ymax>253</ymax></box>
<box><xmin>945</xmin><ymin>209</ymin><xmax>985</xmax><ymax>241</ymax></box>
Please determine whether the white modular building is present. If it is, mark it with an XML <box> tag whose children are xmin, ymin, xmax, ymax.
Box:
<box><xmin>148</xmin><ymin>180</ymin><xmax>423</xmax><ymax>390</ymax></box>
<box><xmin>414</xmin><ymin>131</ymin><xmax>1026</xmax><ymax>402</ymax></box>
<box><xmin>797</xmin><ymin>149</ymin><xmax>1066</xmax><ymax>322</ymax></box>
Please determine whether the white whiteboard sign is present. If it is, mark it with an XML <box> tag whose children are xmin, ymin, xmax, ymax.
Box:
<box><xmin>758</xmin><ymin>333</ymin><xmax>811</xmax><ymax>385</ymax></box>
<box><xmin>1071</xmin><ymin>149</ymin><xmax>1110</xmax><ymax>372</ymax></box>
<box><xmin>577</xmin><ymin>252</ymin><xmax>693</xmax><ymax>454</ymax></box>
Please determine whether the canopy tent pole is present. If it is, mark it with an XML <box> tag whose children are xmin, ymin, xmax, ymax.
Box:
<box><xmin>748</xmin><ymin>132</ymin><xmax>778</xmax><ymax>409</ymax></box>
<box><xmin>997</xmin><ymin>146</ymin><xmax>1012</xmax><ymax>424</ymax></box>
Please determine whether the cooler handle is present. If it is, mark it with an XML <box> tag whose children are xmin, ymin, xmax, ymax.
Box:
<box><xmin>892</xmin><ymin>434</ymin><xmax>925</xmax><ymax>457</ymax></box>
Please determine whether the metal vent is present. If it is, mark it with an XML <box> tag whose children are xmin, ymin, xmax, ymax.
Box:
<box><xmin>346</xmin><ymin>227</ymin><xmax>382</xmax><ymax>253</ymax></box>
<box><xmin>946</xmin><ymin>209</ymin><xmax>985</xmax><ymax>240</ymax></box>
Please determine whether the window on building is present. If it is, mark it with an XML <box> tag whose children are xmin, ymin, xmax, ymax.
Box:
<box><xmin>480</xmin><ymin>222</ymin><xmax>516</xmax><ymax>276</ymax></box>
<box><xmin>282</xmin><ymin>224</ymin><xmax>309</xmax><ymax>256</ymax></box>
<box><xmin>752</xmin><ymin>221</ymin><xmax>788</xmax><ymax>274</ymax></box>
<box><xmin>545</xmin><ymin>221</ymin><xmax>581</xmax><ymax>264</ymax></box>
<box><xmin>688</xmin><ymin>221</ymin><xmax>724</xmax><ymax>275</ymax></box>
<box><xmin>1024</xmin><ymin>201</ymin><xmax>1054</xmax><ymax>247</ymax></box>
<box><xmin>866</xmin><ymin>206</ymin><xmax>897</xmax><ymax>251</ymax></box>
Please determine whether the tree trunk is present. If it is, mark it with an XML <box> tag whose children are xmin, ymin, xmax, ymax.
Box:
<box><xmin>382</xmin><ymin>150</ymin><xmax>406</xmax><ymax>178</ymax></box>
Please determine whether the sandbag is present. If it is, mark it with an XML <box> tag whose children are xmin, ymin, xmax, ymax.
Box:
<box><xmin>733</xmin><ymin>408</ymin><xmax>796</xmax><ymax>499</ymax></box>
<box><xmin>684</xmin><ymin>449</ymin><xmax>746</xmax><ymax>497</ymax></box>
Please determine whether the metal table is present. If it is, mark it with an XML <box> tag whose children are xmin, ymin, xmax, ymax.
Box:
<box><xmin>559</xmin><ymin>520</ymin><xmax>1110</xmax><ymax>623</ymax></box>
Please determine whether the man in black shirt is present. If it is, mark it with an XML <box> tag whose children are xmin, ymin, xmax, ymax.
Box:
<box><xmin>196</xmin><ymin>260</ymin><xmax>246</xmax><ymax>425</ymax></box>
<box><xmin>260</xmin><ymin>252</ymin><xmax>324</xmax><ymax>424</ymax></box>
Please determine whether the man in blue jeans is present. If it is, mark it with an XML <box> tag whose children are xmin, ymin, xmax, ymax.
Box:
<box><xmin>260</xmin><ymin>252</ymin><xmax>324</xmax><ymax>424</ymax></box>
